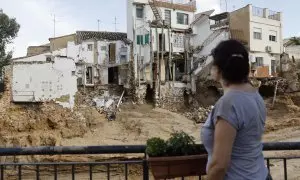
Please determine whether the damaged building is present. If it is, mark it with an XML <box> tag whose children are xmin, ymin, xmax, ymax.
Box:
<box><xmin>127</xmin><ymin>0</ymin><xmax>197</xmax><ymax>106</ymax></box>
<box><xmin>11</xmin><ymin>31</ymin><xmax>131</xmax><ymax>107</ymax></box>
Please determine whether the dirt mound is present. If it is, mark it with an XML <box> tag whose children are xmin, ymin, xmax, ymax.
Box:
<box><xmin>265</xmin><ymin>93</ymin><xmax>300</xmax><ymax>133</ymax></box>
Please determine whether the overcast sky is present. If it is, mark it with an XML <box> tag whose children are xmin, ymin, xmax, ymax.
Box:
<box><xmin>0</xmin><ymin>0</ymin><xmax>298</xmax><ymax>57</ymax></box>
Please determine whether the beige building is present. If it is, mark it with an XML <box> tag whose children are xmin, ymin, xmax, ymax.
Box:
<box><xmin>230</xmin><ymin>4</ymin><xmax>283</xmax><ymax>77</ymax></box>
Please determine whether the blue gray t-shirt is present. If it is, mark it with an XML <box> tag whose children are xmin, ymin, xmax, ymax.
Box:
<box><xmin>201</xmin><ymin>89</ymin><xmax>268</xmax><ymax>180</ymax></box>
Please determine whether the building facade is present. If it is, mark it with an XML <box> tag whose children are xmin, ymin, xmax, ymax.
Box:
<box><xmin>230</xmin><ymin>4</ymin><xmax>283</xmax><ymax>77</ymax></box>
<box><xmin>11</xmin><ymin>31</ymin><xmax>131</xmax><ymax>105</ymax></box>
<box><xmin>127</xmin><ymin>0</ymin><xmax>196</xmax><ymax>85</ymax></box>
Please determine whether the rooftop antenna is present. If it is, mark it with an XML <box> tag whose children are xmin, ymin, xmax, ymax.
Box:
<box><xmin>113</xmin><ymin>17</ymin><xmax>119</xmax><ymax>32</ymax></box>
<box><xmin>52</xmin><ymin>14</ymin><xmax>56</xmax><ymax>38</ymax></box>
<box><xmin>97</xmin><ymin>19</ymin><xmax>102</xmax><ymax>31</ymax></box>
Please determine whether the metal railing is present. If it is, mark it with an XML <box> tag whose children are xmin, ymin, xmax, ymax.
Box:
<box><xmin>0</xmin><ymin>142</ymin><xmax>299</xmax><ymax>179</ymax></box>
<box><xmin>252</xmin><ymin>6</ymin><xmax>264</xmax><ymax>17</ymax></box>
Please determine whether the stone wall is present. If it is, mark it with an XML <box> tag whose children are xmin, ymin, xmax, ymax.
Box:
<box><xmin>159</xmin><ymin>82</ymin><xmax>187</xmax><ymax>110</ymax></box>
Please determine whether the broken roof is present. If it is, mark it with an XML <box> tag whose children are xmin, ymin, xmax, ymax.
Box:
<box><xmin>76</xmin><ymin>31</ymin><xmax>131</xmax><ymax>44</ymax></box>
<box><xmin>210</xmin><ymin>12</ymin><xmax>229</xmax><ymax>21</ymax></box>
<box><xmin>191</xmin><ymin>9</ymin><xmax>215</xmax><ymax>26</ymax></box>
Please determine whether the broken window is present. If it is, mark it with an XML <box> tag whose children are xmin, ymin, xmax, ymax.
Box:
<box><xmin>255</xmin><ymin>57</ymin><xmax>264</xmax><ymax>66</ymax></box>
<box><xmin>109</xmin><ymin>43</ymin><xmax>116</xmax><ymax>63</ymax></box>
<box><xmin>253</xmin><ymin>28</ymin><xmax>262</xmax><ymax>40</ymax></box>
<box><xmin>174</xmin><ymin>34</ymin><xmax>184</xmax><ymax>48</ymax></box>
<box><xmin>136</xmin><ymin>5</ymin><xmax>144</xmax><ymax>19</ymax></box>
<box><xmin>87</xmin><ymin>44</ymin><xmax>93</xmax><ymax>51</ymax></box>
<box><xmin>120</xmin><ymin>55</ymin><xmax>127</xmax><ymax>64</ymax></box>
<box><xmin>177</xmin><ymin>13</ymin><xmax>188</xmax><ymax>25</ymax></box>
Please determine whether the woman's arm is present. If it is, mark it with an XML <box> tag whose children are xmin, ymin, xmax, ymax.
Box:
<box><xmin>207</xmin><ymin>118</ymin><xmax>237</xmax><ymax>180</ymax></box>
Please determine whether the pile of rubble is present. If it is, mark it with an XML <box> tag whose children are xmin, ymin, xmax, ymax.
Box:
<box><xmin>92</xmin><ymin>91</ymin><xmax>124</xmax><ymax>121</ymax></box>
<box><xmin>183</xmin><ymin>106</ymin><xmax>214</xmax><ymax>123</ymax></box>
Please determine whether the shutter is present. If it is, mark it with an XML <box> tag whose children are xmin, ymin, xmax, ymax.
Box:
<box><xmin>137</xmin><ymin>35</ymin><xmax>141</xmax><ymax>45</ymax></box>
<box><xmin>109</xmin><ymin>43</ymin><xmax>116</xmax><ymax>62</ymax></box>
<box><xmin>145</xmin><ymin>34</ymin><xmax>150</xmax><ymax>44</ymax></box>
<box><xmin>141</xmin><ymin>35</ymin><xmax>144</xmax><ymax>45</ymax></box>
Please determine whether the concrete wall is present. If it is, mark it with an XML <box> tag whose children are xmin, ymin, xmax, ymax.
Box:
<box><xmin>285</xmin><ymin>46</ymin><xmax>300</xmax><ymax>60</ymax></box>
<box><xmin>49</xmin><ymin>34</ymin><xmax>76</xmax><ymax>52</ymax></box>
<box><xmin>27</xmin><ymin>45</ymin><xmax>50</xmax><ymax>56</ymax></box>
<box><xmin>191</xmin><ymin>16</ymin><xmax>212</xmax><ymax>47</ymax></box>
<box><xmin>13</xmin><ymin>53</ymin><xmax>51</xmax><ymax>62</ymax></box>
<box><xmin>230</xmin><ymin>5</ymin><xmax>250</xmax><ymax>45</ymax></box>
<box><xmin>12</xmin><ymin>57</ymin><xmax>77</xmax><ymax>108</ymax></box>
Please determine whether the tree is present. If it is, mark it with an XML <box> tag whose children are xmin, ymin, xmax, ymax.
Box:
<box><xmin>0</xmin><ymin>9</ymin><xmax>20</xmax><ymax>70</ymax></box>
<box><xmin>290</xmin><ymin>37</ymin><xmax>300</xmax><ymax>46</ymax></box>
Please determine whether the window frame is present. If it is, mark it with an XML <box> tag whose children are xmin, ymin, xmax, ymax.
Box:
<box><xmin>253</xmin><ymin>28</ymin><xmax>262</xmax><ymax>40</ymax></box>
<box><xmin>136</xmin><ymin>5</ymin><xmax>144</xmax><ymax>19</ymax></box>
<box><xmin>177</xmin><ymin>12</ymin><xmax>189</xmax><ymax>25</ymax></box>
<box><xmin>255</xmin><ymin>57</ymin><xmax>264</xmax><ymax>66</ymax></box>
<box><xmin>269</xmin><ymin>35</ymin><xmax>277</xmax><ymax>42</ymax></box>
<box><xmin>87</xmin><ymin>44</ymin><xmax>93</xmax><ymax>51</ymax></box>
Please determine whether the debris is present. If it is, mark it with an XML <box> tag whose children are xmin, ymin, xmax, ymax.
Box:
<box><xmin>105</xmin><ymin>99</ymin><xmax>115</xmax><ymax>108</ymax></box>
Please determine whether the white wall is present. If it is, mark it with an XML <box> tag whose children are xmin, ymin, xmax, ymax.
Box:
<box><xmin>80</xmin><ymin>41</ymin><xmax>94</xmax><ymax>64</ymax></box>
<box><xmin>12</xmin><ymin>57</ymin><xmax>77</xmax><ymax>108</ymax></box>
<box><xmin>249</xmin><ymin>52</ymin><xmax>277</xmax><ymax>75</ymax></box>
<box><xmin>191</xmin><ymin>16</ymin><xmax>212</xmax><ymax>48</ymax></box>
<box><xmin>285</xmin><ymin>46</ymin><xmax>300</xmax><ymax>60</ymax></box>
<box><xmin>14</xmin><ymin>53</ymin><xmax>51</xmax><ymax>62</ymax></box>
<box><xmin>249</xmin><ymin>6</ymin><xmax>282</xmax><ymax>54</ymax></box>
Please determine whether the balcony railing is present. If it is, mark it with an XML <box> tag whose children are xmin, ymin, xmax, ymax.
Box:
<box><xmin>252</xmin><ymin>6</ymin><xmax>264</xmax><ymax>17</ymax></box>
<box><xmin>0</xmin><ymin>142</ymin><xmax>299</xmax><ymax>179</ymax></box>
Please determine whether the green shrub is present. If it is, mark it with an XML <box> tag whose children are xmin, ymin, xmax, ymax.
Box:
<box><xmin>146</xmin><ymin>137</ymin><xmax>167</xmax><ymax>157</ymax></box>
<box><xmin>146</xmin><ymin>131</ymin><xmax>197</xmax><ymax>157</ymax></box>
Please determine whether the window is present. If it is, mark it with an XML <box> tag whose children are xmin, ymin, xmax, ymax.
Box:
<box><xmin>255</xmin><ymin>57</ymin><xmax>264</xmax><ymax>66</ymax></box>
<box><xmin>269</xmin><ymin>35</ymin><xmax>276</xmax><ymax>42</ymax></box>
<box><xmin>269</xmin><ymin>30</ymin><xmax>277</xmax><ymax>42</ymax></box>
<box><xmin>253</xmin><ymin>28</ymin><xmax>262</xmax><ymax>40</ymax></box>
<box><xmin>177</xmin><ymin>13</ymin><xmax>188</xmax><ymax>25</ymax></box>
<box><xmin>120</xmin><ymin>55</ymin><xmax>127</xmax><ymax>63</ymax></box>
<box><xmin>87</xmin><ymin>44</ymin><xmax>93</xmax><ymax>51</ymax></box>
<box><xmin>101</xmin><ymin>46</ymin><xmax>107</xmax><ymax>51</ymax></box>
<box><xmin>136</xmin><ymin>5</ymin><xmax>144</xmax><ymax>19</ymax></box>
<box><xmin>165</xmin><ymin>10</ymin><xmax>171</xmax><ymax>26</ymax></box>
<box><xmin>137</xmin><ymin>35</ymin><xmax>144</xmax><ymax>45</ymax></box>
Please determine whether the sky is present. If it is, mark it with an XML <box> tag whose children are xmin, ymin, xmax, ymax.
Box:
<box><xmin>0</xmin><ymin>0</ymin><xmax>299</xmax><ymax>58</ymax></box>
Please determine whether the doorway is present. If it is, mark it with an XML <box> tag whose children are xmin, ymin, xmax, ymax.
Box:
<box><xmin>108</xmin><ymin>67</ymin><xmax>119</xmax><ymax>84</ymax></box>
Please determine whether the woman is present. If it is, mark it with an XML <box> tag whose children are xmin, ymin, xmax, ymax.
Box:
<box><xmin>201</xmin><ymin>40</ymin><xmax>272</xmax><ymax>180</ymax></box>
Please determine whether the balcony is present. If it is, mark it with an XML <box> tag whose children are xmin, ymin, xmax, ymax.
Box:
<box><xmin>252</xmin><ymin>6</ymin><xmax>281</xmax><ymax>21</ymax></box>
<box><xmin>152</xmin><ymin>0</ymin><xmax>196</xmax><ymax>12</ymax></box>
